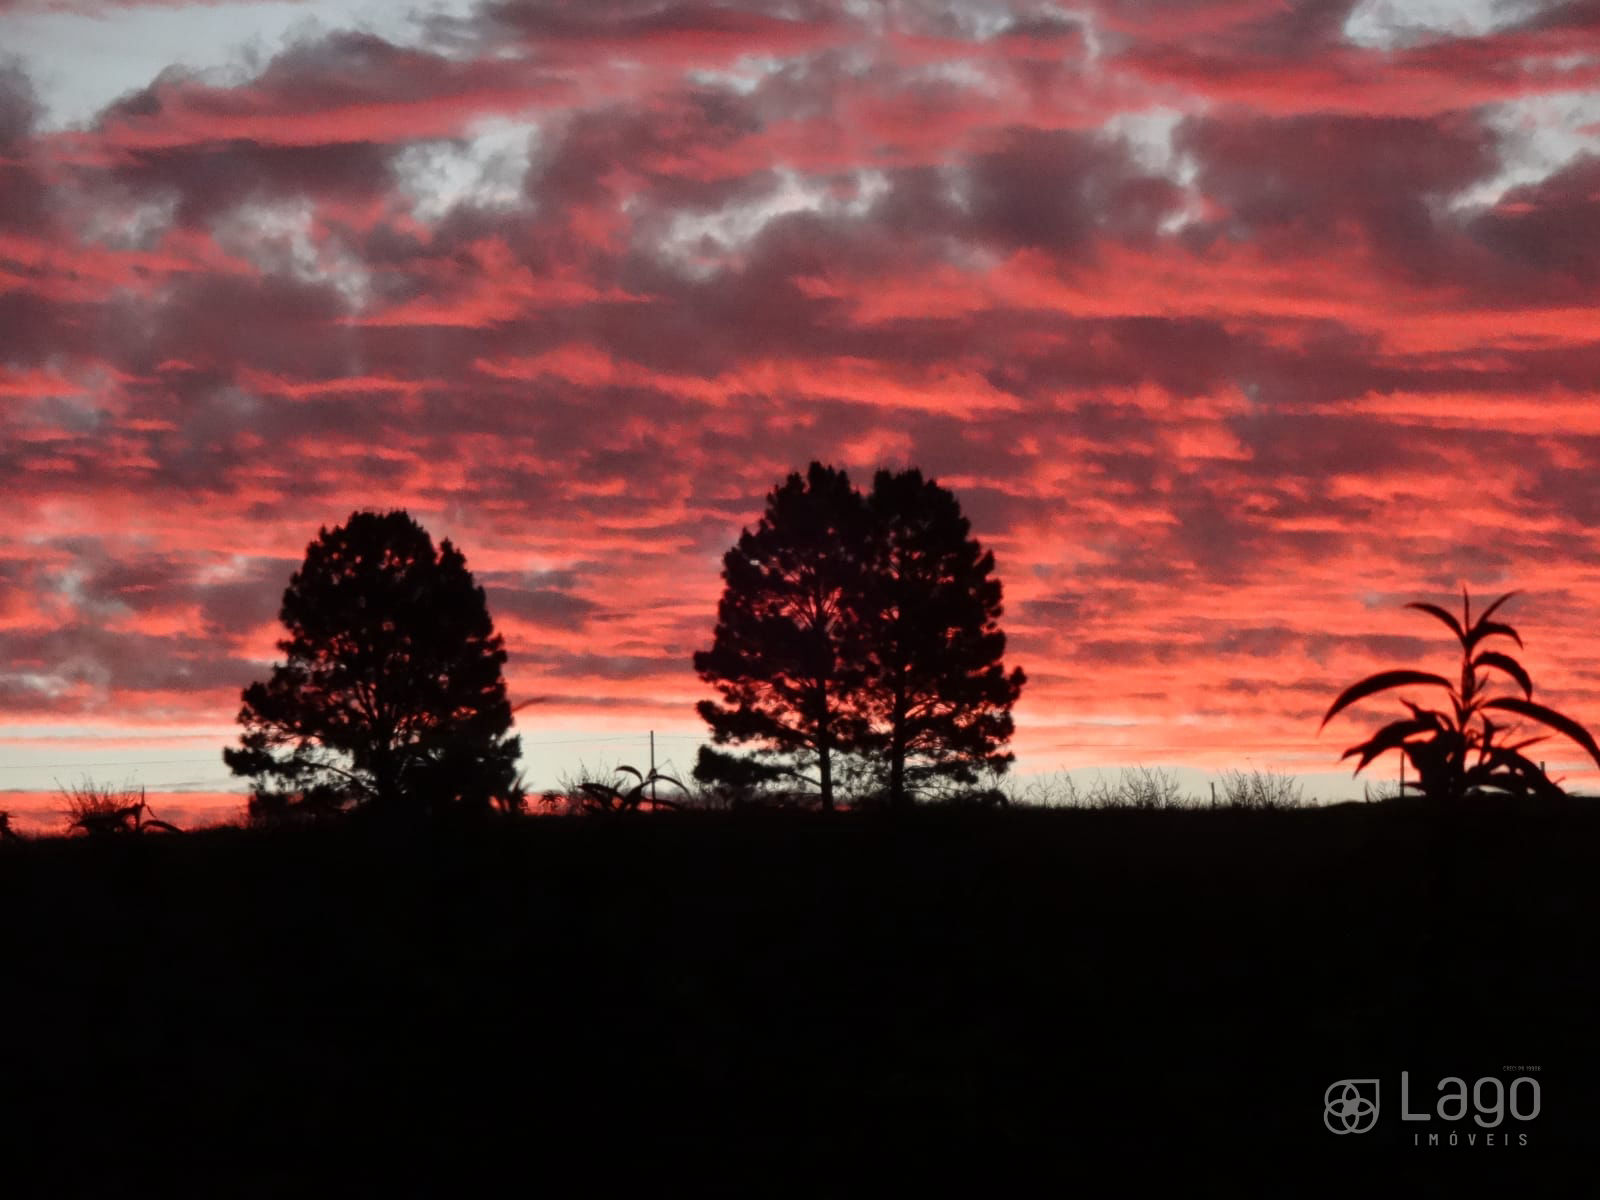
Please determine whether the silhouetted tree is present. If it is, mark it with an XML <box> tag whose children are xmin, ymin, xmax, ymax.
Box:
<box><xmin>693</xmin><ymin>463</ymin><xmax>873</xmax><ymax>811</ymax></box>
<box><xmin>224</xmin><ymin>510</ymin><xmax>522</xmax><ymax>821</ymax></box>
<box><xmin>862</xmin><ymin>468</ymin><xmax>1026</xmax><ymax>805</ymax></box>
<box><xmin>694</xmin><ymin>463</ymin><xmax>1025</xmax><ymax>808</ymax></box>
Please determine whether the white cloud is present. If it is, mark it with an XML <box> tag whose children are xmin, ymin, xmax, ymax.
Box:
<box><xmin>1343</xmin><ymin>0</ymin><xmax>1547</xmax><ymax>49</ymax></box>
<box><xmin>394</xmin><ymin>117</ymin><xmax>539</xmax><ymax>222</ymax></box>
<box><xmin>1452</xmin><ymin>89</ymin><xmax>1600</xmax><ymax>209</ymax></box>
<box><xmin>2</xmin><ymin>0</ymin><xmax>480</xmax><ymax>130</ymax></box>
<box><xmin>1101</xmin><ymin>107</ymin><xmax>1203</xmax><ymax>234</ymax></box>
<box><xmin>212</xmin><ymin>198</ymin><xmax>371</xmax><ymax>306</ymax></box>
<box><xmin>657</xmin><ymin>166</ymin><xmax>889</xmax><ymax>276</ymax></box>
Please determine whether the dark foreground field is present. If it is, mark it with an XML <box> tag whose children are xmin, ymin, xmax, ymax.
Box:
<box><xmin>3</xmin><ymin>801</ymin><xmax>1597</xmax><ymax>1181</ymax></box>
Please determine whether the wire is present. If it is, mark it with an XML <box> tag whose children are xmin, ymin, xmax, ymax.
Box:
<box><xmin>9</xmin><ymin>761</ymin><xmax>212</xmax><ymax>774</ymax></box>
<box><xmin>0</xmin><ymin>734</ymin><xmax>702</xmax><ymax>771</ymax></box>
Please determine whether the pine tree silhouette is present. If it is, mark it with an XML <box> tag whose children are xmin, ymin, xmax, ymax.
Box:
<box><xmin>694</xmin><ymin>463</ymin><xmax>1024</xmax><ymax>808</ymax></box>
<box><xmin>863</xmin><ymin>468</ymin><xmax>1025</xmax><ymax>805</ymax></box>
<box><xmin>224</xmin><ymin>510</ymin><xmax>522</xmax><ymax>821</ymax></box>
<box><xmin>694</xmin><ymin>463</ymin><xmax>873</xmax><ymax>811</ymax></box>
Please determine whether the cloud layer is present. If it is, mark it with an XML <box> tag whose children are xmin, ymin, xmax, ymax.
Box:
<box><xmin>4</xmin><ymin>0</ymin><xmax>1600</xmax><ymax>806</ymax></box>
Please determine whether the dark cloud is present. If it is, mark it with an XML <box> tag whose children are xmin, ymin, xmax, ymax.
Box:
<box><xmin>873</xmin><ymin>126</ymin><xmax>1182</xmax><ymax>255</ymax></box>
<box><xmin>1470</xmin><ymin>155</ymin><xmax>1600</xmax><ymax>289</ymax></box>
<box><xmin>486</xmin><ymin>580</ymin><xmax>601</xmax><ymax>631</ymax></box>
<box><xmin>1178</xmin><ymin>111</ymin><xmax>1498</xmax><ymax>277</ymax></box>
<box><xmin>111</xmin><ymin>139</ymin><xmax>396</xmax><ymax>228</ymax></box>
<box><xmin>0</xmin><ymin>60</ymin><xmax>48</xmax><ymax>235</ymax></box>
<box><xmin>531</xmin><ymin>87</ymin><xmax>767</xmax><ymax>209</ymax></box>
<box><xmin>0</xmin><ymin>59</ymin><xmax>38</xmax><ymax>146</ymax></box>
<box><xmin>1509</xmin><ymin>0</ymin><xmax>1600</xmax><ymax>34</ymax></box>
<box><xmin>0</xmin><ymin>625</ymin><xmax>260</xmax><ymax>699</ymax></box>
<box><xmin>482</xmin><ymin>0</ymin><xmax>845</xmax><ymax>55</ymax></box>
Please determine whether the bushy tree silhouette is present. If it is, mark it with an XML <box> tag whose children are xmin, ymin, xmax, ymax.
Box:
<box><xmin>224</xmin><ymin>510</ymin><xmax>522</xmax><ymax>821</ymax></box>
<box><xmin>694</xmin><ymin>463</ymin><xmax>1024</xmax><ymax>808</ymax></box>
<box><xmin>694</xmin><ymin>463</ymin><xmax>873</xmax><ymax>810</ymax></box>
<box><xmin>863</xmin><ymin>468</ymin><xmax>1026</xmax><ymax>806</ymax></box>
<box><xmin>1321</xmin><ymin>588</ymin><xmax>1600</xmax><ymax>802</ymax></box>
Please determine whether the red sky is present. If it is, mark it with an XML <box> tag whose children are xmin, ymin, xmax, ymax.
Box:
<box><xmin>3</xmin><ymin>0</ymin><xmax>1600</xmax><ymax>822</ymax></box>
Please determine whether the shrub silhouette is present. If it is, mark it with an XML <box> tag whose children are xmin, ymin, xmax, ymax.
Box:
<box><xmin>573</xmin><ymin>764</ymin><xmax>689</xmax><ymax>813</ymax></box>
<box><xmin>1321</xmin><ymin>588</ymin><xmax>1600</xmax><ymax>802</ymax></box>
<box><xmin>1214</xmin><ymin>768</ymin><xmax>1303</xmax><ymax>810</ymax></box>
<box><xmin>1087</xmin><ymin>766</ymin><xmax>1187</xmax><ymax>809</ymax></box>
<box><xmin>224</xmin><ymin>510</ymin><xmax>522</xmax><ymax>821</ymax></box>
<box><xmin>59</xmin><ymin>780</ymin><xmax>181</xmax><ymax>835</ymax></box>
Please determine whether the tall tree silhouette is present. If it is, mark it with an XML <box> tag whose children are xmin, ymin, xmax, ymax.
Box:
<box><xmin>863</xmin><ymin>468</ymin><xmax>1026</xmax><ymax>805</ymax></box>
<box><xmin>695</xmin><ymin>463</ymin><xmax>1025</xmax><ymax>808</ymax></box>
<box><xmin>224</xmin><ymin>510</ymin><xmax>522</xmax><ymax>819</ymax></box>
<box><xmin>693</xmin><ymin>463</ymin><xmax>872</xmax><ymax>811</ymax></box>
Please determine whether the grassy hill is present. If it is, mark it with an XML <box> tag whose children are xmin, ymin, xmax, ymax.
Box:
<box><xmin>2</xmin><ymin>800</ymin><xmax>1595</xmax><ymax>1179</ymax></box>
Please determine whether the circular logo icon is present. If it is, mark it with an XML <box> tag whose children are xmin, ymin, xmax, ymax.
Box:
<box><xmin>1324</xmin><ymin>1079</ymin><xmax>1380</xmax><ymax>1134</ymax></box>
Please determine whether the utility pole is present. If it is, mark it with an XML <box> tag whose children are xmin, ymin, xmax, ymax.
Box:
<box><xmin>650</xmin><ymin>730</ymin><xmax>657</xmax><ymax>808</ymax></box>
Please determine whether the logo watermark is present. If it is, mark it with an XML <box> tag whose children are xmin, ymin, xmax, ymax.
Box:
<box><xmin>1324</xmin><ymin>1079</ymin><xmax>1380</xmax><ymax>1135</ymax></box>
<box><xmin>1324</xmin><ymin>1068</ymin><xmax>1539</xmax><ymax>1145</ymax></box>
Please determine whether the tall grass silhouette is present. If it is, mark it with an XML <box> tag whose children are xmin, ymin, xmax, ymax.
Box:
<box><xmin>57</xmin><ymin>779</ymin><xmax>182</xmax><ymax>835</ymax></box>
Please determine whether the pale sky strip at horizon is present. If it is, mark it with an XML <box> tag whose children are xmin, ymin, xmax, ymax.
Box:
<box><xmin>3</xmin><ymin>0</ymin><xmax>1600</xmax><ymax>807</ymax></box>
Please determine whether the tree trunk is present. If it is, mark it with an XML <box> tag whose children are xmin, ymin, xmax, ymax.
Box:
<box><xmin>372</xmin><ymin>745</ymin><xmax>397</xmax><ymax>810</ymax></box>
<box><xmin>888</xmin><ymin>677</ymin><xmax>909</xmax><ymax>808</ymax></box>
<box><xmin>889</xmin><ymin>727</ymin><xmax>906</xmax><ymax>807</ymax></box>
<box><xmin>813</xmin><ymin>671</ymin><xmax>835</xmax><ymax>812</ymax></box>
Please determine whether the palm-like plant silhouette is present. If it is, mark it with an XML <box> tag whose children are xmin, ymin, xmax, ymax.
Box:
<box><xmin>575</xmin><ymin>764</ymin><xmax>688</xmax><ymax>813</ymax></box>
<box><xmin>1321</xmin><ymin>589</ymin><xmax>1600</xmax><ymax>802</ymax></box>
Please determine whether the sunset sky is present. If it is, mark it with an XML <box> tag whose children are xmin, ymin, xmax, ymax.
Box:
<box><xmin>3</xmin><ymin>0</ymin><xmax>1600</xmax><ymax>825</ymax></box>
